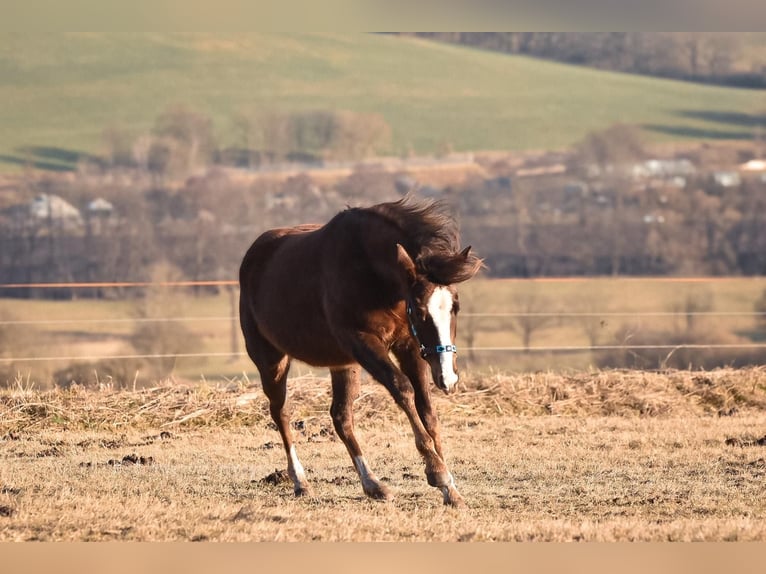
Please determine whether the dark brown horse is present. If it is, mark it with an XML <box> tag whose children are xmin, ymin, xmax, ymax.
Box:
<box><xmin>239</xmin><ymin>197</ymin><xmax>482</xmax><ymax>507</ymax></box>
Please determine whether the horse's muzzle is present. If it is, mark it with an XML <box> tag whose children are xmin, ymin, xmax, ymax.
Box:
<box><xmin>436</xmin><ymin>374</ymin><xmax>459</xmax><ymax>394</ymax></box>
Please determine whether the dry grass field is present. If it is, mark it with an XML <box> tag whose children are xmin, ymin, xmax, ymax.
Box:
<box><xmin>3</xmin><ymin>368</ymin><xmax>766</xmax><ymax>541</ymax></box>
<box><xmin>3</xmin><ymin>276</ymin><xmax>766</xmax><ymax>385</ymax></box>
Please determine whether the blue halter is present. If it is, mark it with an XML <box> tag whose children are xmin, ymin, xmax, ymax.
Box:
<box><xmin>406</xmin><ymin>302</ymin><xmax>458</xmax><ymax>358</ymax></box>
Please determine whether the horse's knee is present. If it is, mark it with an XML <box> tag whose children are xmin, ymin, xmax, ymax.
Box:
<box><xmin>330</xmin><ymin>405</ymin><xmax>350</xmax><ymax>435</ymax></box>
<box><xmin>390</xmin><ymin>383</ymin><xmax>416</xmax><ymax>410</ymax></box>
<box><xmin>420</xmin><ymin>410</ymin><xmax>440</xmax><ymax>431</ymax></box>
<box><xmin>330</xmin><ymin>403</ymin><xmax>341</xmax><ymax>424</ymax></box>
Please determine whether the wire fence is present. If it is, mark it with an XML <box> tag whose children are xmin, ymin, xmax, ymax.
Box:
<box><xmin>1</xmin><ymin>278</ymin><xmax>765</xmax><ymax>367</ymax></box>
<box><xmin>4</xmin><ymin>345</ymin><xmax>766</xmax><ymax>365</ymax></box>
<box><xmin>1</xmin><ymin>310</ymin><xmax>766</xmax><ymax>327</ymax></box>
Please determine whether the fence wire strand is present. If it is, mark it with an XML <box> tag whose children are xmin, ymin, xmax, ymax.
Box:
<box><xmin>2</xmin><ymin>278</ymin><xmax>765</xmax><ymax>365</ymax></box>
<box><xmin>4</xmin><ymin>344</ymin><xmax>766</xmax><ymax>364</ymax></box>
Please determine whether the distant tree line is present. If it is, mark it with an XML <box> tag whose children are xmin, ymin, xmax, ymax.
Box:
<box><xmin>2</xmin><ymin>115</ymin><xmax>766</xmax><ymax>301</ymax></box>
<box><xmin>456</xmin><ymin>125</ymin><xmax>766</xmax><ymax>277</ymax></box>
<box><xmin>406</xmin><ymin>33</ymin><xmax>766</xmax><ymax>88</ymax></box>
<box><xmin>104</xmin><ymin>105</ymin><xmax>392</xmax><ymax>179</ymax></box>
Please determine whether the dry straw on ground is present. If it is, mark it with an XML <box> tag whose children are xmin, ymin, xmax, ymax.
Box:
<box><xmin>2</xmin><ymin>368</ymin><xmax>765</xmax><ymax>433</ymax></box>
<box><xmin>2</xmin><ymin>368</ymin><xmax>766</xmax><ymax>541</ymax></box>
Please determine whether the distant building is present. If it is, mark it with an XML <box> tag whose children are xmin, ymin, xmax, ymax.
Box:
<box><xmin>1</xmin><ymin>194</ymin><xmax>118</xmax><ymax>233</ymax></box>
<box><xmin>643</xmin><ymin>213</ymin><xmax>665</xmax><ymax>224</ymax></box>
<box><xmin>85</xmin><ymin>197</ymin><xmax>116</xmax><ymax>234</ymax></box>
<box><xmin>29</xmin><ymin>194</ymin><xmax>83</xmax><ymax>224</ymax></box>
<box><xmin>86</xmin><ymin>197</ymin><xmax>114</xmax><ymax>215</ymax></box>
<box><xmin>713</xmin><ymin>171</ymin><xmax>741</xmax><ymax>187</ymax></box>
<box><xmin>631</xmin><ymin>159</ymin><xmax>696</xmax><ymax>179</ymax></box>
<box><xmin>740</xmin><ymin>159</ymin><xmax>766</xmax><ymax>172</ymax></box>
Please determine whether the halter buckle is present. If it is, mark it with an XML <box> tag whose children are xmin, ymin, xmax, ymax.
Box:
<box><xmin>420</xmin><ymin>344</ymin><xmax>457</xmax><ymax>358</ymax></box>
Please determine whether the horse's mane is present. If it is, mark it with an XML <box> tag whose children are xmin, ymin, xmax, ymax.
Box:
<box><xmin>368</xmin><ymin>196</ymin><xmax>458</xmax><ymax>254</ymax></box>
<box><xmin>365</xmin><ymin>196</ymin><xmax>482</xmax><ymax>285</ymax></box>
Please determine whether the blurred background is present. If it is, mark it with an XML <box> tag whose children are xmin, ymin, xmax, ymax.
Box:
<box><xmin>1</xmin><ymin>33</ymin><xmax>766</xmax><ymax>387</ymax></box>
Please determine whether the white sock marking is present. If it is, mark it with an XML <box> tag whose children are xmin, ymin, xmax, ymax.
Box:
<box><xmin>353</xmin><ymin>456</ymin><xmax>371</xmax><ymax>480</ymax></box>
<box><xmin>353</xmin><ymin>455</ymin><xmax>378</xmax><ymax>488</ymax></box>
<box><xmin>289</xmin><ymin>445</ymin><xmax>306</xmax><ymax>482</ymax></box>
<box><xmin>440</xmin><ymin>473</ymin><xmax>458</xmax><ymax>503</ymax></box>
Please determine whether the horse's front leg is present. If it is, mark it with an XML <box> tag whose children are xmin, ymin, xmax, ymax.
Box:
<box><xmin>330</xmin><ymin>366</ymin><xmax>392</xmax><ymax>501</ymax></box>
<box><xmin>350</xmin><ymin>333</ymin><xmax>465</xmax><ymax>508</ymax></box>
<box><xmin>393</xmin><ymin>340</ymin><xmax>465</xmax><ymax>508</ymax></box>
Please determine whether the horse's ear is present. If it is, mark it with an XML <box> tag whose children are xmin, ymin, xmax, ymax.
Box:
<box><xmin>396</xmin><ymin>243</ymin><xmax>417</xmax><ymax>284</ymax></box>
<box><xmin>460</xmin><ymin>246</ymin><xmax>472</xmax><ymax>259</ymax></box>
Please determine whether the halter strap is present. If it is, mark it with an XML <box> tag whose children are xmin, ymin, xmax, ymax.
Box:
<box><xmin>406</xmin><ymin>302</ymin><xmax>458</xmax><ymax>358</ymax></box>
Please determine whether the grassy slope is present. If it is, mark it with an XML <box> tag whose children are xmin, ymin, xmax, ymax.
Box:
<box><xmin>0</xmin><ymin>33</ymin><xmax>764</xmax><ymax>171</ymax></box>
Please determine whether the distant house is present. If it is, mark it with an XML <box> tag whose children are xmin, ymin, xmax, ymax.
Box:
<box><xmin>29</xmin><ymin>194</ymin><xmax>83</xmax><ymax>225</ymax></box>
<box><xmin>86</xmin><ymin>197</ymin><xmax>114</xmax><ymax>215</ymax></box>
<box><xmin>643</xmin><ymin>213</ymin><xmax>666</xmax><ymax>224</ymax></box>
<box><xmin>740</xmin><ymin>159</ymin><xmax>766</xmax><ymax>172</ymax></box>
<box><xmin>713</xmin><ymin>171</ymin><xmax>741</xmax><ymax>187</ymax></box>
<box><xmin>1</xmin><ymin>194</ymin><xmax>83</xmax><ymax>232</ymax></box>
<box><xmin>85</xmin><ymin>197</ymin><xmax>116</xmax><ymax>234</ymax></box>
<box><xmin>631</xmin><ymin>159</ymin><xmax>696</xmax><ymax>179</ymax></box>
<box><xmin>0</xmin><ymin>193</ymin><xmax>93</xmax><ymax>233</ymax></box>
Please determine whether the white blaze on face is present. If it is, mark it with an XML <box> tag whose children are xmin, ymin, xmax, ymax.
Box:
<box><xmin>426</xmin><ymin>286</ymin><xmax>458</xmax><ymax>390</ymax></box>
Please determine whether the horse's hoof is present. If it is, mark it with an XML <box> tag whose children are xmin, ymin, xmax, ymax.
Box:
<box><xmin>294</xmin><ymin>484</ymin><xmax>314</xmax><ymax>497</ymax></box>
<box><xmin>444</xmin><ymin>493</ymin><xmax>467</xmax><ymax>509</ymax></box>
<box><xmin>440</xmin><ymin>483</ymin><xmax>466</xmax><ymax>509</ymax></box>
<box><xmin>365</xmin><ymin>482</ymin><xmax>393</xmax><ymax>501</ymax></box>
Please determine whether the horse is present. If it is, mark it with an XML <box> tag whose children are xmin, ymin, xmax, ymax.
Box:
<box><xmin>238</xmin><ymin>197</ymin><xmax>482</xmax><ymax>507</ymax></box>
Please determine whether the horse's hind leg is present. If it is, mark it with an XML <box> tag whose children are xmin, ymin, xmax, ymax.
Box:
<box><xmin>262</xmin><ymin>356</ymin><xmax>314</xmax><ymax>497</ymax></box>
<box><xmin>330</xmin><ymin>366</ymin><xmax>392</xmax><ymax>501</ymax></box>
<box><xmin>241</xmin><ymin>312</ymin><xmax>312</xmax><ymax>496</ymax></box>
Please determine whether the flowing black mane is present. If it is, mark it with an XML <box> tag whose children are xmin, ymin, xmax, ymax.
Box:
<box><xmin>365</xmin><ymin>197</ymin><xmax>482</xmax><ymax>285</ymax></box>
<box><xmin>367</xmin><ymin>196</ymin><xmax>460</xmax><ymax>255</ymax></box>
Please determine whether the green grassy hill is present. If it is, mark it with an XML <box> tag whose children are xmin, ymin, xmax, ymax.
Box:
<box><xmin>0</xmin><ymin>33</ymin><xmax>764</xmax><ymax>171</ymax></box>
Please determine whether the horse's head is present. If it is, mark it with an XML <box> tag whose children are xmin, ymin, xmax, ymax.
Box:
<box><xmin>397</xmin><ymin>244</ymin><xmax>482</xmax><ymax>394</ymax></box>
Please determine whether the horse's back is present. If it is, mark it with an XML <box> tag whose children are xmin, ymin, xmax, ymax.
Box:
<box><xmin>239</xmin><ymin>222</ymin><xmax>323</xmax><ymax>309</ymax></box>
<box><xmin>239</xmin><ymin>223</ymin><xmax>355</xmax><ymax>366</ymax></box>
<box><xmin>240</xmin><ymin>224</ymin><xmax>320</xmax><ymax>279</ymax></box>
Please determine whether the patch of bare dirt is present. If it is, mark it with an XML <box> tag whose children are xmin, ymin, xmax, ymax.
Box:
<box><xmin>725</xmin><ymin>435</ymin><xmax>766</xmax><ymax>447</ymax></box>
<box><xmin>259</xmin><ymin>469</ymin><xmax>290</xmax><ymax>486</ymax></box>
<box><xmin>107</xmin><ymin>454</ymin><xmax>154</xmax><ymax>466</ymax></box>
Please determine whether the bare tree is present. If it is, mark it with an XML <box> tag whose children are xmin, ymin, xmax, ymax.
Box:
<box><xmin>102</xmin><ymin>126</ymin><xmax>135</xmax><ymax>169</ymax></box>
<box><xmin>755</xmin><ymin>289</ymin><xmax>766</xmax><ymax>338</ymax></box>
<box><xmin>260</xmin><ymin>112</ymin><xmax>293</xmax><ymax>163</ymax></box>
<box><xmin>508</xmin><ymin>287</ymin><xmax>556</xmax><ymax>352</ymax></box>
<box><xmin>571</xmin><ymin>124</ymin><xmax>646</xmax><ymax>276</ymax></box>
<box><xmin>129</xmin><ymin>261</ymin><xmax>203</xmax><ymax>378</ymax></box>
<box><xmin>328</xmin><ymin>111</ymin><xmax>392</xmax><ymax>160</ymax></box>
<box><xmin>671</xmin><ymin>286</ymin><xmax>714</xmax><ymax>335</ymax></box>
<box><xmin>569</xmin><ymin>284</ymin><xmax>611</xmax><ymax>349</ymax></box>
<box><xmin>153</xmin><ymin>105</ymin><xmax>217</xmax><ymax>175</ymax></box>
